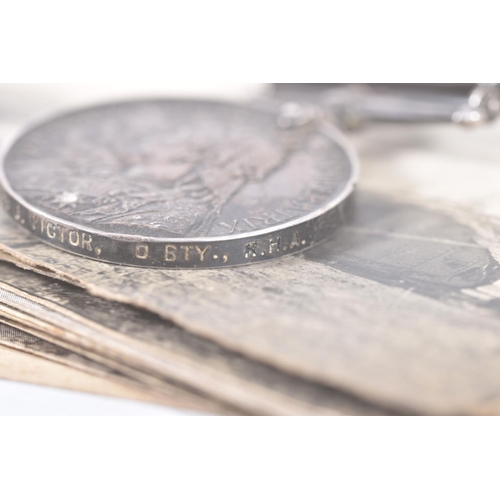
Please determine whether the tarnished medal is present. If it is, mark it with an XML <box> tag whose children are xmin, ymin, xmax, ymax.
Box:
<box><xmin>0</xmin><ymin>99</ymin><xmax>357</xmax><ymax>268</ymax></box>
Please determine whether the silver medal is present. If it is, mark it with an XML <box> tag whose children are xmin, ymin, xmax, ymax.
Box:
<box><xmin>0</xmin><ymin>99</ymin><xmax>357</xmax><ymax>268</ymax></box>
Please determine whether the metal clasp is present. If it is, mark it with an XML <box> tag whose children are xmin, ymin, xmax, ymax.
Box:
<box><xmin>273</xmin><ymin>83</ymin><xmax>500</xmax><ymax>129</ymax></box>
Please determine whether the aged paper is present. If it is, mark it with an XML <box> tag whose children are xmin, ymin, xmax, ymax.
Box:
<box><xmin>0</xmin><ymin>342</ymin><xmax>205</xmax><ymax>410</ymax></box>
<box><xmin>0</xmin><ymin>263</ymin><xmax>383</xmax><ymax>415</ymax></box>
<box><xmin>1</xmin><ymin>319</ymin><xmax>136</xmax><ymax>380</ymax></box>
<box><xmin>0</xmin><ymin>319</ymin><xmax>227</xmax><ymax>413</ymax></box>
<box><xmin>1</xmin><ymin>103</ymin><xmax>500</xmax><ymax>414</ymax></box>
